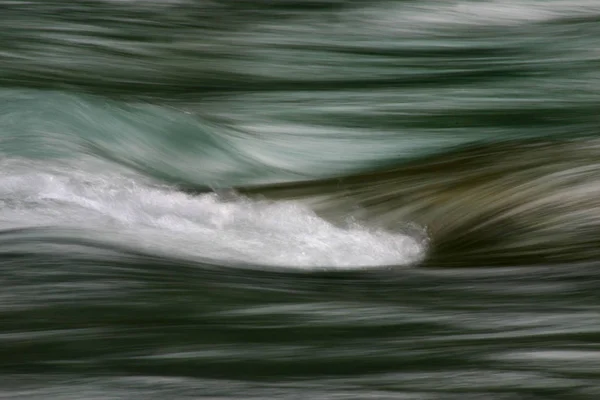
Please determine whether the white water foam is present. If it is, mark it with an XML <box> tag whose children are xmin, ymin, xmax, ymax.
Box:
<box><xmin>355</xmin><ymin>0</ymin><xmax>600</xmax><ymax>31</ymax></box>
<box><xmin>0</xmin><ymin>159</ymin><xmax>424</xmax><ymax>269</ymax></box>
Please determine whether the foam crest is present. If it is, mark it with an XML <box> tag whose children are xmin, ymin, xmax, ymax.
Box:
<box><xmin>0</xmin><ymin>161</ymin><xmax>425</xmax><ymax>269</ymax></box>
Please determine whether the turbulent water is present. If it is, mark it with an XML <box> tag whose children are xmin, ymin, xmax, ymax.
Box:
<box><xmin>2</xmin><ymin>1</ymin><xmax>600</xmax><ymax>398</ymax></box>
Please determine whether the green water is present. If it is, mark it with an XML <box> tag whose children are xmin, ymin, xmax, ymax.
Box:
<box><xmin>2</xmin><ymin>1</ymin><xmax>600</xmax><ymax>398</ymax></box>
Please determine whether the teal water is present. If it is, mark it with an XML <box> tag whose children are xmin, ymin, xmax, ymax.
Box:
<box><xmin>2</xmin><ymin>1</ymin><xmax>600</xmax><ymax>398</ymax></box>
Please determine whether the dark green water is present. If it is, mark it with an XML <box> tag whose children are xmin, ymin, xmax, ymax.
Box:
<box><xmin>2</xmin><ymin>1</ymin><xmax>600</xmax><ymax>398</ymax></box>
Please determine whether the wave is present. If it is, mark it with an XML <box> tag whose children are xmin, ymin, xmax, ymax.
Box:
<box><xmin>3</xmin><ymin>88</ymin><xmax>600</xmax><ymax>268</ymax></box>
<box><xmin>0</xmin><ymin>89</ymin><xmax>455</xmax><ymax>186</ymax></box>
<box><xmin>1</xmin><ymin>0</ymin><xmax>600</xmax><ymax>269</ymax></box>
<box><xmin>0</xmin><ymin>158</ymin><xmax>424</xmax><ymax>270</ymax></box>
<box><xmin>228</xmin><ymin>139</ymin><xmax>600</xmax><ymax>267</ymax></box>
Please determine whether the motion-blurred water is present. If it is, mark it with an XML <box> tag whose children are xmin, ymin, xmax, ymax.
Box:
<box><xmin>2</xmin><ymin>1</ymin><xmax>600</xmax><ymax>398</ymax></box>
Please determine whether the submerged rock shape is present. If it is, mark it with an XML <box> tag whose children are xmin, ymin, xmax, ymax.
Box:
<box><xmin>216</xmin><ymin>139</ymin><xmax>600</xmax><ymax>267</ymax></box>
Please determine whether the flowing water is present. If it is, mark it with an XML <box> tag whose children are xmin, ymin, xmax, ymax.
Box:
<box><xmin>2</xmin><ymin>1</ymin><xmax>600</xmax><ymax>398</ymax></box>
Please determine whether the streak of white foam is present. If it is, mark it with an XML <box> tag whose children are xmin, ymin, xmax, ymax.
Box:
<box><xmin>494</xmin><ymin>349</ymin><xmax>600</xmax><ymax>374</ymax></box>
<box><xmin>359</xmin><ymin>0</ymin><xmax>600</xmax><ymax>31</ymax></box>
<box><xmin>0</xmin><ymin>160</ymin><xmax>424</xmax><ymax>269</ymax></box>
